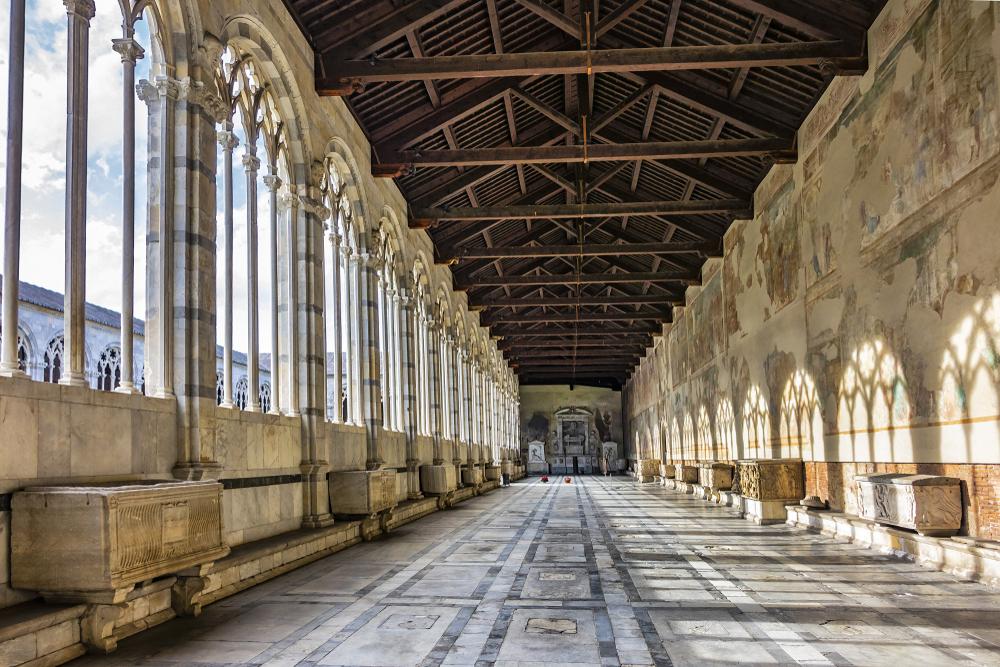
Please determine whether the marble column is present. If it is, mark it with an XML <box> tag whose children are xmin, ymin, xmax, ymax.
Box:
<box><xmin>295</xmin><ymin>188</ymin><xmax>333</xmax><ymax>529</ymax></box>
<box><xmin>112</xmin><ymin>35</ymin><xmax>144</xmax><ymax>393</ymax></box>
<box><xmin>243</xmin><ymin>151</ymin><xmax>261</xmax><ymax>412</ymax></box>
<box><xmin>428</xmin><ymin>317</ymin><xmax>443</xmax><ymax>464</ymax></box>
<box><xmin>392</xmin><ymin>291</ymin><xmax>404</xmax><ymax>431</ymax></box>
<box><xmin>59</xmin><ymin>0</ymin><xmax>96</xmax><ymax>388</ymax></box>
<box><xmin>356</xmin><ymin>250</ymin><xmax>385</xmax><ymax>469</ymax></box>
<box><xmin>263</xmin><ymin>172</ymin><xmax>282</xmax><ymax>414</ymax></box>
<box><xmin>283</xmin><ymin>192</ymin><xmax>300</xmax><ymax>417</ymax></box>
<box><xmin>327</xmin><ymin>227</ymin><xmax>343</xmax><ymax>422</ymax></box>
<box><xmin>343</xmin><ymin>247</ymin><xmax>357</xmax><ymax>425</ymax></box>
<box><xmin>399</xmin><ymin>289</ymin><xmax>422</xmax><ymax>499</ymax></box>
<box><xmin>0</xmin><ymin>0</ymin><xmax>26</xmax><ymax>378</ymax></box>
<box><xmin>216</xmin><ymin>128</ymin><xmax>238</xmax><ymax>407</ymax></box>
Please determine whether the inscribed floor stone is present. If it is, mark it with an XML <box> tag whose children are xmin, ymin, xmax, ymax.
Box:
<box><xmin>73</xmin><ymin>478</ymin><xmax>1000</xmax><ymax>666</ymax></box>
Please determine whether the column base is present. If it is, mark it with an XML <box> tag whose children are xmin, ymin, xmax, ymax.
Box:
<box><xmin>301</xmin><ymin>514</ymin><xmax>335</xmax><ymax>529</ymax></box>
<box><xmin>58</xmin><ymin>372</ymin><xmax>88</xmax><ymax>387</ymax></box>
<box><xmin>113</xmin><ymin>382</ymin><xmax>142</xmax><ymax>395</ymax></box>
<box><xmin>0</xmin><ymin>365</ymin><xmax>28</xmax><ymax>379</ymax></box>
<box><xmin>172</xmin><ymin>461</ymin><xmax>223</xmax><ymax>481</ymax></box>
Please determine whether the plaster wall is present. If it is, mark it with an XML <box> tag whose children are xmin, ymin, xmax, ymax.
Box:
<box><xmin>626</xmin><ymin>0</ymin><xmax>1000</xmax><ymax>539</ymax></box>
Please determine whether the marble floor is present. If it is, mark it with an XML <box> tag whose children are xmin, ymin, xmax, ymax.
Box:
<box><xmin>76</xmin><ymin>477</ymin><xmax>1000</xmax><ymax>666</ymax></box>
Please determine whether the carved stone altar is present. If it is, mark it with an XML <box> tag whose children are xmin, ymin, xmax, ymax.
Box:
<box><xmin>329</xmin><ymin>470</ymin><xmax>397</xmax><ymax>516</ymax></box>
<box><xmin>736</xmin><ymin>459</ymin><xmax>804</xmax><ymax>524</ymax></box>
<box><xmin>854</xmin><ymin>473</ymin><xmax>962</xmax><ymax>537</ymax></box>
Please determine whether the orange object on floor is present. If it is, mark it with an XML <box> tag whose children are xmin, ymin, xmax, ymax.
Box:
<box><xmin>564</xmin><ymin>477</ymin><xmax>572</xmax><ymax>483</ymax></box>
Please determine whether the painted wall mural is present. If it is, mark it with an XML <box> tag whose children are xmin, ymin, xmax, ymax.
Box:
<box><xmin>520</xmin><ymin>385</ymin><xmax>623</xmax><ymax>474</ymax></box>
<box><xmin>625</xmin><ymin>1</ymin><xmax>1000</xmax><ymax>539</ymax></box>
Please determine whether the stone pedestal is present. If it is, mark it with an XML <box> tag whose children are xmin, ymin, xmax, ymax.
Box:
<box><xmin>698</xmin><ymin>463</ymin><xmax>734</xmax><ymax>492</ymax></box>
<box><xmin>420</xmin><ymin>464</ymin><xmax>458</xmax><ymax>495</ymax></box>
<box><xmin>737</xmin><ymin>458</ymin><xmax>804</xmax><ymax>524</ymax></box>
<box><xmin>328</xmin><ymin>469</ymin><xmax>397</xmax><ymax>517</ymax></box>
<box><xmin>636</xmin><ymin>459</ymin><xmax>659</xmax><ymax>483</ymax></box>
<box><xmin>855</xmin><ymin>473</ymin><xmax>962</xmax><ymax>537</ymax></box>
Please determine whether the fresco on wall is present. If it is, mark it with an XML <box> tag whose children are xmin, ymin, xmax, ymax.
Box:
<box><xmin>520</xmin><ymin>385</ymin><xmax>623</xmax><ymax>474</ymax></box>
<box><xmin>623</xmin><ymin>2</ymin><xmax>1000</xmax><ymax>539</ymax></box>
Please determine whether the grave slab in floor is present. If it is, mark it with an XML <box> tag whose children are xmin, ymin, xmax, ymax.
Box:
<box><xmin>73</xmin><ymin>477</ymin><xmax>1000</xmax><ymax>666</ymax></box>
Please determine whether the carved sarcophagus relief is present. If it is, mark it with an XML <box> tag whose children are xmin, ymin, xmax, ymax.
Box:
<box><xmin>329</xmin><ymin>469</ymin><xmax>398</xmax><ymax>516</ymax></box>
<box><xmin>698</xmin><ymin>463</ymin><xmax>734</xmax><ymax>491</ymax></box>
<box><xmin>420</xmin><ymin>464</ymin><xmax>458</xmax><ymax>494</ymax></box>
<box><xmin>854</xmin><ymin>473</ymin><xmax>962</xmax><ymax>537</ymax></box>
<box><xmin>12</xmin><ymin>481</ymin><xmax>228</xmax><ymax>600</ymax></box>
<box><xmin>737</xmin><ymin>459</ymin><xmax>804</xmax><ymax>501</ymax></box>
<box><xmin>660</xmin><ymin>464</ymin><xmax>675</xmax><ymax>479</ymax></box>
<box><xmin>637</xmin><ymin>459</ymin><xmax>659</xmax><ymax>481</ymax></box>
<box><xmin>674</xmin><ymin>464</ymin><xmax>699</xmax><ymax>483</ymax></box>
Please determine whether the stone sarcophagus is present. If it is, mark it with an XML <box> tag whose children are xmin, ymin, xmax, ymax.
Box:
<box><xmin>854</xmin><ymin>473</ymin><xmax>962</xmax><ymax>537</ymax></box>
<box><xmin>11</xmin><ymin>481</ymin><xmax>228</xmax><ymax>602</ymax></box>
<box><xmin>659</xmin><ymin>464</ymin><xmax>675</xmax><ymax>480</ymax></box>
<box><xmin>502</xmin><ymin>460</ymin><xmax>514</xmax><ymax>476</ymax></box>
<box><xmin>420</xmin><ymin>464</ymin><xmax>458</xmax><ymax>495</ymax></box>
<box><xmin>636</xmin><ymin>459</ymin><xmax>659</xmax><ymax>483</ymax></box>
<box><xmin>329</xmin><ymin>469</ymin><xmax>398</xmax><ymax>516</ymax></box>
<box><xmin>462</xmin><ymin>467</ymin><xmax>484</xmax><ymax>486</ymax></box>
<box><xmin>485</xmin><ymin>465</ymin><xmax>501</xmax><ymax>481</ymax></box>
<box><xmin>674</xmin><ymin>464</ymin><xmax>699</xmax><ymax>484</ymax></box>
<box><xmin>698</xmin><ymin>463</ymin><xmax>733</xmax><ymax>491</ymax></box>
<box><xmin>737</xmin><ymin>459</ymin><xmax>804</xmax><ymax>524</ymax></box>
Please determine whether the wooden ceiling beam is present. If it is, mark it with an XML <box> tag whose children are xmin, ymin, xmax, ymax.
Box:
<box><xmin>493</xmin><ymin>324</ymin><xmax>657</xmax><ymax>336</ymax></box>
<box><xmin>382</xmin><ymin>136</ymin><xmax>793</xmax><ymax>169</ymax></box>
<box><xmin>724</xmin><ymin>0</ymin><xmax>870</xmax><ymax>41</ymax></box>
<box><xmin>314</xmin><ymin>0</ymin><xmax>468</xmax><ymax>59</ymax></box>
<box><xmin>456</xmin><ymin>271</ymin><xmax>698</xmax><ymax>289</ymax></box>
<box><xmin>474</xmin><ymin>294</ymin><xmax>677</xmax><ymax>307</ymax></box>
<box><xmin>319</xmin><ymin>40</ymin><xmax>858</xmax><ymax>88</ymax></box>
<box><xmin>500</xmin><ymin>340</ymin><xmax>649</xmax><ymax>350</ymax></box>
<box><xmin>414</xmin><ymin>197</ymin><xmax>749</xmax><ymax>222</ymax></box>
<box><xmin>595</xmin><ymin>0</ymin><xmax>652</xmax><ymax>38</ymax></box>
<box><xmin>511</xmin><ymin>0</ymin><xmax>580</xmax><ymax>37</ymax></box>
<box><xmin>440</xmin><ymin>240</ymin><xmax>716</xmax><ymax>263</ymax></box>
<box><xmin>487</xmin><ymin>308</ymin><xmax>669</xmax><ymax>324</ymax></box>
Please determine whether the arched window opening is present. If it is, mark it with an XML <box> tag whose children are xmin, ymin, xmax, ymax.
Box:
<box><xmin>259</xmin><ymin>382</ymin><xmax>272</xmax><ymax>414</ymax></box>
<box><xmin>97</xmin><ymin>346</ymin><xmax>123</xmax><ymax>391</ymax></box>
<box><xmin>43</xmin><ymin>336</ymin><xmax>65</xmax><ymax>384</ymax></box>
<box><xmin>235</xmin><ymin>376</ymin><xmax>249</xmax><ymax>411</ymax></box>
<box><xmin>215</xmin><ymin>371</ymin><xmax>225</xmax><ymax>405</ymax></box>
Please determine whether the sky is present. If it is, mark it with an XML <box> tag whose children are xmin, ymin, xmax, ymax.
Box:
<box><xmin>0</xmin><ymin>3</ymin><xmax>274</xmax><ymax>355</ymax></box>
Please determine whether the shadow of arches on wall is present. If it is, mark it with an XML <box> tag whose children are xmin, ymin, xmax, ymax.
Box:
<box><xmin>836</xmin><ymin>339</ymin><xmax>913</xmax><ymax>465</ymax></box>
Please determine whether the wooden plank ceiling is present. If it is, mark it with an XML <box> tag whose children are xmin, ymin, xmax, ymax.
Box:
<box><xmin>282</xmin><ymin>0</ymin><xmax>881</xmax><ymax>389</ymax></box>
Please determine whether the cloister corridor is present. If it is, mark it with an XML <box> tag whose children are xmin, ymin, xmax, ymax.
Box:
<box><xmin>73</xmin><ymin>478</ymin><xmax>1000</xmax><ymax>667</ymax></box>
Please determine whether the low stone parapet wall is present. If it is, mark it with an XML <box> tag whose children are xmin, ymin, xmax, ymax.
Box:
<box><xmin>786</xmin><ymin>505</ymin><xmax>1000</xmax><ymax>591</ymax></box>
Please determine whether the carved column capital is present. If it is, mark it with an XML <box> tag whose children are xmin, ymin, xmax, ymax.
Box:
<box><xmin>112</xmin><ymin>37</ymin><xmax>144</xmax><ymax>64</ymax></box>
<box><xmin>216</xmin><ymin>130</ymin><xmax>239</xmax><ymax>152</ymax></box>
<box><xmin>278</xmin><ymin>191</ymin><xmax>300</xmax><ymax>212</ymax></box>
<box><xmin>242</xmin><ymin>153</ymin><xmax>261</xmax><ymax>174</ymax></box>
<box><xmin>64</xmin><ymin>0</ymin><xmax>96</xmax><ymax>20</ymax></box>
<box><xmin>298</xmin><ymin>195</ymin><xmax>330</xmax><ymax>222</ymax></box>
<box><xmin>262</xmin><ymin>174</ymin><xmax>283</xmax><ymax>192</ymax></box>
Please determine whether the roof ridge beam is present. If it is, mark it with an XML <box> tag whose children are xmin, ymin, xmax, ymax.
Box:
<box><xmin>318</xmin><ymin>41</ymin><xmax>861</xmax><ymax>89</ymax></box>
